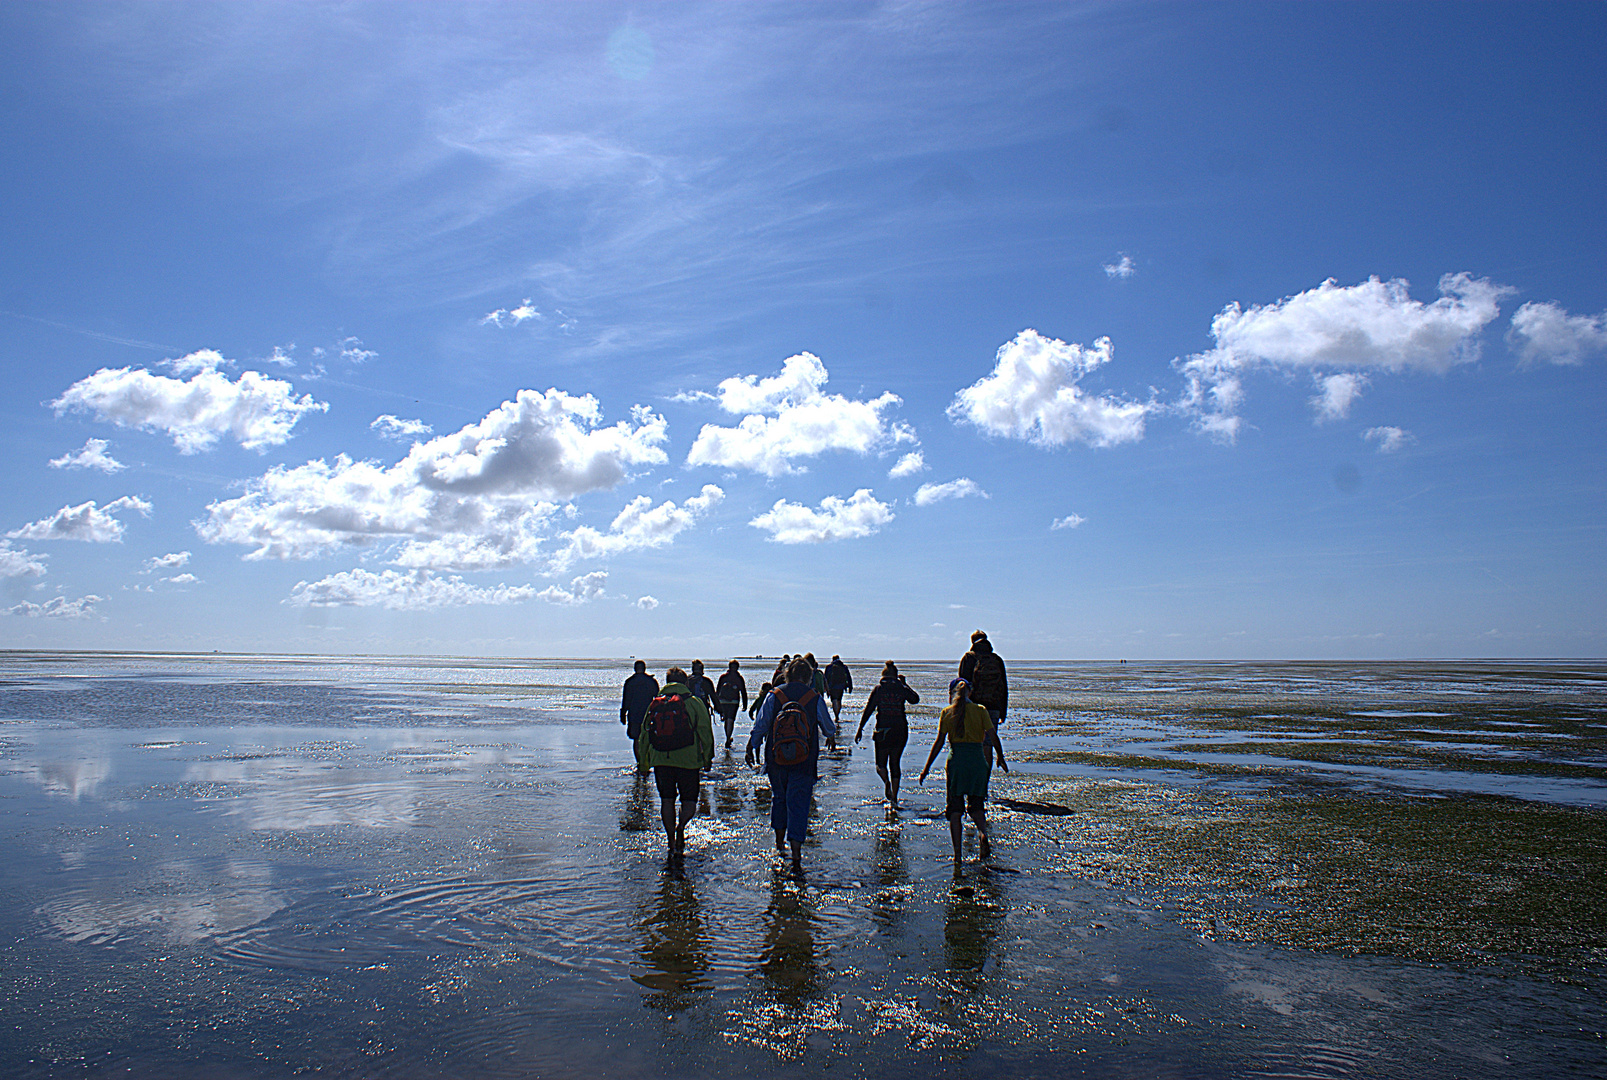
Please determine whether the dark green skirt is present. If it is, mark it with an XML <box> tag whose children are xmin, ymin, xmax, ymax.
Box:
<box><xmin>945</xmin><ymin>742</ymin><xmax>991</xmax><ymax>800</ymax></box>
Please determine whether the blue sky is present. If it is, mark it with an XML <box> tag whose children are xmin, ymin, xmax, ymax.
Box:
<box><xmin>2</xmin><ymin>1</ymin><xmax>1603</xmax><ymax>659</ymax></box>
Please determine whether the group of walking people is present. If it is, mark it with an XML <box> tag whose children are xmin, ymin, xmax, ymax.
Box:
<box><xmin>619</xmin><ymin>631</ymin><xmax>1011</xmax><ymax>876</ymax></box>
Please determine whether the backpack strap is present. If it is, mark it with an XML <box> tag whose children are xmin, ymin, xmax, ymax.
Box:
<box><xmin>796</xmin><ymin>688</ymin><xmax>818</xmax><ymax>709</ymax></box>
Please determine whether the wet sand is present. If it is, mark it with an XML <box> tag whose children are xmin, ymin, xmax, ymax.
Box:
<box><xmin>1</xmin><ymin>654</ymin><xmax>1603</xmax><ymax>1077</ymax></box>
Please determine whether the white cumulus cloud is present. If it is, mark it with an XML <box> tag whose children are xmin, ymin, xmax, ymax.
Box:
<box><xmin>339</xmin><ymin>337</ymin><xmax>377</xmax><ymax>364</ymax></box>
<box><xmin>888</xmin><ymin>451</ymin><xmax>926</xmax><ymax>478</ymax></box>
<box><xmin>686</xmin><ymin>352</ymin><xmax>913</xmax><ymax>477</ymax></box>
<box><xmin>0</xmin><ymin>542</ymin><xmax>47</xmax><ymax>578</ymax></box>
<box><xmin>370</xmin><ymin>415</ymin><xmax>434</xmax><ymax>441</ymax></box>
<box><xmin>1507</xmin><ymin>301</ymin><xmax>1607</xmax><ymax>366</ymax></box>
<box><xmin>537</xmin><ymin>571</ymin><xmax>608</xmax><ymax>606</ymax></box>
<box><xmin>1363</xmin><ymin>426</ymin><xmax>1415</xmax><ymax>453</ymax></box>
<box><xmin>49</xmin><ymin>438</ymin><xmax>126</xmax><ymax>473</ymax></box>
<box><xmin>544</xmin><ymin>485</ymin><xmax>723</xmax><ymax>572</ymax></box>
<box><xmin>1177</xmin><ymin>273</ymin><xmax>1510</xmax><ymax>440</ymax></box>
<box><xmin>749</xmin><ymin>488</ymin><xmax>893</xmax><ymax>544</ymax></box>
<box><xmin>913</xmin><ymin>478</ymin><xmax>988</xmax><ymax>506</ymax></box>
<box><xmin>949</xmin><ymin>330</ymin><xmax>1148</xmax><ymax>449</ymax></box>
<box><xmin>5</xmin><ymin>594</ymin><xmax>103</xmax><ymax>619</ymax></box>
<box><xmin>199</xmin><ymin>389</ymin><xmax>672</xmax><ymax>569</ymax></box>
<box><xmin>285</xmin><ymin>568</ymin><xmax>539</xmax><ymax>610</ymax></box>
<box><xmin>162</xmin><ymin>573</ymin><xmax>200</xmax><ymax>586</ymax></box>
<box><xmin>1103</xmin><ymin>254</ymin><xmax>1136</xmax><ymax>279</ymax></box>
<box><xmin>482</xmin><ymin>300</ymin><xmax>542</xmax><ymax>327</ymax></box>
<box><xmin>144</xmin><ymin>551</ymin><xmax>191</xmax><ymax>573</ymax></box>
<box><xmin>636</xmin><ymin>595</ymin><xmax>659</xmax><ymax>610</ymax></box>
<box><xmin>8</xmin><ymin>496</ymin><xmax>151</xmax><ymax>543</ymax></box>
<box><xmin>1051</xmin><ymin>514</ymin><xmax>1087</xmax><ymax>530</ymax></box>
<box><xmin>51</xmin><ymin>350</ymin><xmax>328</xmax><ymax>453</ymax></box>
<box><xmin>1312</xmin><ymin>373</ymin><xmax>1369</xmax><ymax>423</ymax></box>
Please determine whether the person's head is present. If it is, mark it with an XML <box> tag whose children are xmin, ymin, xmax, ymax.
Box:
<box><xmin>728</xmin><ymin>659</ymin><xmax>740</xmax><ymax>671</ymax></box>
<box><xmin>949</xmin><ymin>677</ymin><xmax>971</xmax><ymax>705</ymax></box>
<box><xmin>633</xmin><ymin>660</ymin><xmax>646</xmax><ymax>673</ymax></box>
<box><xmin>787</xmin><ymin>657</ymin><xmax>813</xmax><ymax>683</ymax></box>
<box><xmin>691</xmin><ymin>659</ymin><xmax>704</xmax><ymax>673</ymax></box>
<box><xmin>804</xmin><ymin>652</ymin><xmax>817</xmax><ymax>668</ymax></box>
<box><xmin>758</xmin><ymin>681</ymin><xmax>773</xmax><ymax>695</ymax></box>
<box><xmin>832</xmin><ymin>654</ymin><xmax>840</xmax><ymax>662</ymax></box>
<box><xmin>881</xmin><ymin>661</ymin><xmax>898</xmax><ymax>680</ymax></box>
<box><xmin>666</xmin><ymin>666</ymin><xmax>689</xmax><ymax>686</ymax></box>
<box><xmin>970</xmin><ymin>629</ymin><xmax>988</xmax><ymax>645</ymax></box>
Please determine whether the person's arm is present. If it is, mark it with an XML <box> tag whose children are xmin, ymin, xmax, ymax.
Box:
<box><xmin>845</xmin><ymin>668</ymin><xmax>853</xmax><ymax>693</ymax></box>
<box><xmin>902</xmin><ymin>679</ymin><xmax>919</xmax><ymax>705</ymax></box>
<box><xmin>745</xmin><ymin>692</ymin><xmax>776</xmax><ymax>768</ymax></box>
<box><xmin>917</xmin><ymin>715</ymin><xmax>947</xmax><ymax>784</ymax></box>
<box><xmin>998</xmin><ymin>658</ymin><xmax>1008</xmax><ymax>722</ymax></box>
<box><xmin>988</xmin><ymin>723</ymin><xmax>1008</xmax><ymax>772</ymax></box>
<box><xmin>958</xmin><ymin>651</ymin><xmax>976</xmax><ymax>685</ymax></box>
<box><xmin>621</xmin><ymin>679</ymin><xmax>630</xmax><ymax>724</ymax></box>
<box><xmin>815</xmin><ymin>693</ymin><xmax>837</xmax><ymax>749</ymax></box>
<box><xmin>739</xmin><ymin>676</ymin><xmax>748</xmax><ymax>712</ymax></box>
<box><xmin>856</xmin><ymin>686</ymin><xmax>876</xmax><ymax>742</ymax></box>
<box><xmin>694</xmin><ymin>698</ymin><xmax>715</xmax><ymax>768</ymax></box>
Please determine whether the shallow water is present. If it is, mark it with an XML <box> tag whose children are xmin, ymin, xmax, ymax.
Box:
<box><xmin>1</xmin><ymin>653</ymin><xmax>1603</xmax><ymax>1078</ymax></box>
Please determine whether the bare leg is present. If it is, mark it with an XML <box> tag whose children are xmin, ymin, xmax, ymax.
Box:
<box><xmin>790</xmin><ymin>841</ymin><xmax>803</xmax><ymax>877</ymax></box>
<box><xmin>724</xmin><ymin>713</ymin><xmax>735</xmax><ymax>747</ymax></box>
<box><xmin>660</xmin><ymin>798</ymin><xmax>677</xmax><ymax>854</ymax></box>
<box><xmin>971</xmin><ymin>803</ymin><xmax>991</xmax><ymax>859</ymax></box>
<box><xmin>887</xmin><ymin>758</ymin><xmax>902</xmax><ymax>809</ymax></box>
<box><xmin>948</xmin><ymin>813</ymin><xmax>964</xmax><ymax>867</ymax></box>
<box><xmin>676</xmin><ymin>797</ymin><xmax>696</xmax><ymax>852</ymax></box>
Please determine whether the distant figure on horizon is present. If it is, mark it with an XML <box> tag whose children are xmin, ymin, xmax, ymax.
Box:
<box><xmin>958</xmin><ymin>630</ymin><xmax>1009</xmax><ymax>728</ymax></box>
<box><xmin>620</xmin><ymin>660</ymin><xmax>659</xmax><ymax>771</ymax></box>
<box><xmin>855</xmin><ymin>661</ymin><xmax>919</xmax><ymax>808</ymax></box>
<box><xmin>715</xmin><ymin>659</ymin><xmax>748</xmax><ymax>749</ymax></box>
<box><xmin>638</xmin><ymin>666</ymin><xmax>714</xmax><ymax>858</ymax></box>
<box><xmin>918</xmin><ymin>677</ymin><xmax>1007</xmax><ymax>872</ymax></box>
<box><xmin>747</xmin><ymin>656</ymin><xmax>837</xmax><ymax>876</ymax></box>
<box><xmin>824</xmin><ymin>655</ymin><xmax>854</xmax><ymax>723</ymax></box>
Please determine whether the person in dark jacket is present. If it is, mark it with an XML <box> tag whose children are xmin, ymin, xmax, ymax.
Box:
<box><xmin>715</xmin><ymin>659</ymin><xmax>748</xmax><ymax>749</ymax></box>
<box><xmin>854</xmin><ymin>661</ymin><xmax>919</xmax><ymax>808</ymax></box>
<box><xmin>746</xmin><ymin>656</ymin><xmax>837</xmax><ymax>876</ymax></box>
<box><xmin>620</xmin><ymin>660</ymin><xmax>659</xmax><ymax>770</ymax></box>
<box><xmin>687</xmin><ymin>659</ymin><xmax>718</xmax><ymax>714</ymax></box>
<box><xmin>957</xmin><ymin>630</ymin><xmax>1008</xmax><ymax>727</ymax></box>
<box><xmin>823</xmin><ymin>655</ymin><xmax>854</xmax><ymax>722</ymax></box>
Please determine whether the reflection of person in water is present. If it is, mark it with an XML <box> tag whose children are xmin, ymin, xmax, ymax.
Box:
<box><xmin>632</xmin><ymin>864</ymin><xmax>710</xmax><ymax>1011</ymax></box>
<box><xmin>942</xmin><ymin>874</ymin><xmax>1004</xmax><ymax>986</ymax></box>
<box><xmin>758</xmin><ymin>875</ymin><xmax>825</xmax><ymax>1006</ymax></box>
<box><xmin>918</xmin><ymin>677</ymin><xmax>1007</xmax><ymax>871</ymax></box>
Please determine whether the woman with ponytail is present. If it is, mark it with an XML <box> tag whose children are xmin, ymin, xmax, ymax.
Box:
<box><xmin>918</xmin><ymin>677</ymin><xmax>1007</xmax><ymax>870</ymax></box>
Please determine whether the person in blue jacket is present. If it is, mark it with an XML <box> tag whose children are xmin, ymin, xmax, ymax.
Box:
<box><xmin>746</xmin><ymin>656</ymin><xmax>837</xmax><ymax>875</ymax></box>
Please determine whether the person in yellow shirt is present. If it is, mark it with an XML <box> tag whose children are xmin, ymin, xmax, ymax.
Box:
<box><xmin>918</xmin><ymin>677</ymin><xmax>1007</xmax><ymax>870</ymax></box>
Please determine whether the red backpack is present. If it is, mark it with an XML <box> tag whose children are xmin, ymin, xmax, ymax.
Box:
<box><xmin>646</xmin><ymin>693</ymin><xmax>695</xmax><ymax>752</ymax></box>
<box><xmin>769</xmin><ymin>687</ymin><xmax>817</xmax><ymax>767</ymax></box>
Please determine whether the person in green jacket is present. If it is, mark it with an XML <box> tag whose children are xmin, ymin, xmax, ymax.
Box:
<box><xmin>636</xmin><ymin>666</ymin><xmax>716</xmax><ymax>857</ymax></box>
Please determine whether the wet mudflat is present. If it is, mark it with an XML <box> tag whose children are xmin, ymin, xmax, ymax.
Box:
<box><xmin>1</xmin><ymin>654</ymin><xmax>1603</xmax><ymax>1078</ymax></box>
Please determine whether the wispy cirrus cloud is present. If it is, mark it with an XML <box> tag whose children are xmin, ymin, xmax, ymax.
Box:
<box><xmin>52</xmin><ymin>349</ymin><xmax>328</xmax><ymax>453</ymax></box>
<box><xmin>1363</xmin><ymin>426</ymin><xmax>1414</xmax><ymax>453</ymax></box>
<box><xmin>1103</xmin><ymin>253</ymin><xmax>1136</xmax><ymax>279</ymax></box>
<box><xmin>1177</xmin><ymin>273</ymin><xmax>1511</xmax><ymax>441</ymax></box>
<box><xmin>749</xmin><ymin>489</ymin><xmax>893</xmax><ymax>544</ymax></box>
<box><xmin>8</xmin><ymin>496</ymin><xmax>152</xmax><ymax>543</ymax></box>
<box><xmin>913</xmin><ymin>478</ymin><xmax>988</xmax><ymax>506</ymax></box>
<box><xmin>686</xmin><ymin>353</ymin><xmax>914</xmax><ymax>477</ymax></box>
<box><xmin>949</xmin><ymin>330</ymin><xmax>1148</xmax><ymax>449</ymax></box>
<box><xmin>144</xmin><ymin>551</ymin><xmax>190</xmax><ymax>573</ymax></box>
<box><xmin>1051</xmin><ymin>513</ymin><xmax>1086</xmax><ymax>530</ymax></box>
<box><xmin>482</xmin><ymin>300</ymin><xmax>541</xmax><ymax>327</ymax></box>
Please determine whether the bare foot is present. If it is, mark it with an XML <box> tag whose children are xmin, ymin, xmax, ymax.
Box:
<box><xmin>979</xmin><ymin>833</ymin><xmax>992</xmax><ymax>859</ymax></box>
